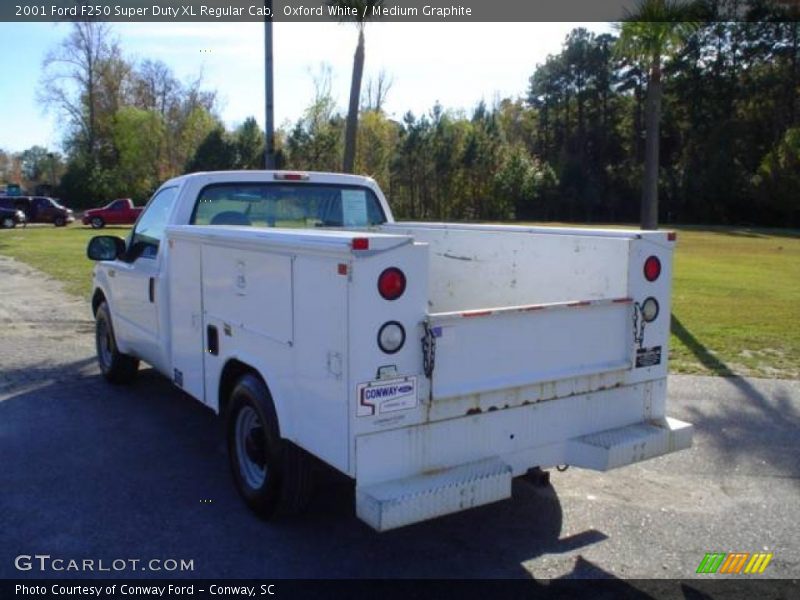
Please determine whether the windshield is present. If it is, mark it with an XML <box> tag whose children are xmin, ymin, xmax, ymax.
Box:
<box><xmin>191</xmin><ymin>183</ymin><xmax>386</xmax><ymax>229</ymax></box>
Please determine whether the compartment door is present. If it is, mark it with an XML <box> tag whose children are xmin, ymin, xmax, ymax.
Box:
<box><xmin>428</xmin><ymin>299</ymin><xmax>633</xmax><ymax>400</ymax></box>
<box><xmin>168</xmin><ymin>238</ymin><xmax>206</xmax><ymax>402</ymax></box>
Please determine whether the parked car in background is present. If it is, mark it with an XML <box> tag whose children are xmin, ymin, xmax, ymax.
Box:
<box><xmin>82</xmin><ymin>198</ymin><xmax>143</xmax><ymax>229</ymax></box>
<box><xmin>0</xmin><ymin>206</ymin><xmax>26</xmax><ymax>228</ymax></box>
<box><xmin>0</xmin><ymin>196</ymin><xmax>74</xmax><ymax>226</ymax></box>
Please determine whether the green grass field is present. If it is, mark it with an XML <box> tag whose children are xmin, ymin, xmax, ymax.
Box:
<box><xmin>0</xmin><ymin>225</ymin><xmax>128</xmax><ymax>298</ymax></box>
<box><xmin>669</xmin><ymin>227</ymin><xmax>800</xmax><ymax>379</ymax></box>
<box><xmin>1</xmin><ymin>223</ymin><xmax>798</xmax><ymax>379</ymax></box>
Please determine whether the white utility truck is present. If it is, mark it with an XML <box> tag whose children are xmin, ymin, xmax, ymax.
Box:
<box><xmin>87</xmin><ymin>171</ymin><xmax>692</xmax><ymax>531</ymax></box>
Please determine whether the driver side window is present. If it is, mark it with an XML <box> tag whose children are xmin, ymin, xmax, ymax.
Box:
<box><xmin>129</xmin><ymin>187</ymin><xmax>177</xmax><ymax>260</ymax></box>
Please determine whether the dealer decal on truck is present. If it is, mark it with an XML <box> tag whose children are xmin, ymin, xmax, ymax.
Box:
<box><xmin>357</xmin><ymin>377</ymin><xmax>418</xmax><ymax>417</ymax></box>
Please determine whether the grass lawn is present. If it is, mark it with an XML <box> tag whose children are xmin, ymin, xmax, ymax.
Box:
<box><xmin>0</xmin><ymin>223</ymin><xmax>798</xmax><ymax>379</ymax></box>
<box><xmin>0</xmin><ymin>225</ymin><xmax>131</xmax><ymax>297</ymax></box>
<box><xmin>669</xmin><ymin>227</ymin><xmax>800</xmax><ymax>379</ymax></box>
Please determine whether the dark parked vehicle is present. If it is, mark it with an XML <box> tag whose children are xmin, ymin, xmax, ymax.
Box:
<box><xmin>0</xmin><ymin>196</ymin><xmax>74</xmax><ymax>226</ymax></box>
<box><xmin>0</xmin><ymin>206</ymin><xmax>27</xmax><ymax>228</ymax></box>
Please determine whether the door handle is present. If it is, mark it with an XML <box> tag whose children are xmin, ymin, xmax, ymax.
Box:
<box><xmin>148</xmin><ymin>277</ymin><xmax>155</xmax><ymax>303</ymax></box>
<box><xmin>207</xmin><ymin>325</ymin><xmax>219</xmax><ymax>356</ymax></box>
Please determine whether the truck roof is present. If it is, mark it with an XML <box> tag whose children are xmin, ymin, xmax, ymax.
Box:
<box><xmin>162</xmin><ymin>170</ymin><xmax>378</xmax><ymax>189</ymax></box>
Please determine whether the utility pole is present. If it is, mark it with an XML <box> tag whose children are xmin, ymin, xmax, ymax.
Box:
<box><xmin>264</xmin><ymin>0</ymin><xmax>276</xmax><ymax>169</ymax></box>
<box><xmin>47</xmin><ymin>152</ymin><xmax>56</xmax><ymax>194</ymax></box>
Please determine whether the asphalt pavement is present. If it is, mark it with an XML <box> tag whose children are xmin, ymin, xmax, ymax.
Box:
<box><xmin>0</xmin><ymin>254</ymin><xmax>798</xmax><ymax>580</ymax></box>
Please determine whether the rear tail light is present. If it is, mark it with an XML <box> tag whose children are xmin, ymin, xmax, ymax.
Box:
<box><xmin>378</xmin><ymin>267</ymin><xmax>406</xmax><ymax>300</ymax></box>
<box><xmin>378</xmin><ymin>321</ymin><xmax>406</xmax><ymax>354</ymax></box>
<box><xmin>644</xmin><ymin>256</ymin><xmax>661</xmax><ymax>282</ymax></box>
<box><xmin>641</xmin><ymin>297</ymin><xmax>660</xmax><ymax>322</ymax></box>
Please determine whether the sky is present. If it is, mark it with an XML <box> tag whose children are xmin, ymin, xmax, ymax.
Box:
<box><xmin>0</xmin><ymin>21</ymin><xmax>611</xmax><ymax>154</ymax></box>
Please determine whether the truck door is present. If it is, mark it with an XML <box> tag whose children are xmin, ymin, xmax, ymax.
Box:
<box><xmin>167</xmin><ymin>237</ymin><xmax>205</xmax><ymax>403</ymax></box>
<box><xmin>109</xmin><ymin>187</ymin><xmax>177</xmax><ymax>371</ymax></box>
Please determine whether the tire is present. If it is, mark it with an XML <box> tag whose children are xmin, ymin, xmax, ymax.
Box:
<box><xmin>54</xmin><ymin>216</ymin><xmax>66</xmax><ymax>227</ymax></box>
<box><xmin>95</xmin><ymin>302</ymin><xmax>139</xmax><ymax>384</ymax></box>
<box><xmin>226</xmin><ymin>373</ymin><xmax>313</xmax><ymax>518</ymax></box>
<box><xmin>91</xmin><ymin>217</ymin><xmax>105</xmax><ymax>229</ymax></box>
<box><xmin>1</xmin><ymin>217</ymin><xmax>15</xmax><ymax>229</ymax></box>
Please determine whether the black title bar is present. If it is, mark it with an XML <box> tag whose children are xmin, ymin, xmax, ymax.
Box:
<box><xmin>4</xmin><ymin>579</ymin><xmax>800</xmax><ymax>600</ymax></box>
<box><xmin>5</xmin><ymin>0</ymin><xmax>800</xmax><ymax>23</ymax></box>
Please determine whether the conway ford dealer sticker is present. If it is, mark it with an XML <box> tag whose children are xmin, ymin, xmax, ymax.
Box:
<box><xmin>357</xmin><ymin>377</ymin><xmax>418</xmax><ymax>417</ymax></box>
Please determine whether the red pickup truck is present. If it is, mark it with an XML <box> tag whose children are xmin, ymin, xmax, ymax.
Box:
<box><xmin>82</xmin><ymin>198</ymin><xmax>143</xmax><ymax>228</ymax></box>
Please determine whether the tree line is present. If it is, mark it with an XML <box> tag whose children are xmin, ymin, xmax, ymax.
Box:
<box><xmin>1</xmin><ymin>4</ymin><xmax>798</xmax><ymax>227</ymax></box>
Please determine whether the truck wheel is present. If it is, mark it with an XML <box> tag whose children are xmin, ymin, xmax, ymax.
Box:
<box><xmin>95</xmin><ymin>302</ymin><xmax>139</xmax><ymax>384</ymax></box>
<box><xmin>226</xmin><ymin>373</ymin><xmax>312</xmax><ymax>518</ymax></box>
<box><xmin>1</xmin><ymin>217</ymin><xmax>14</xmax><ymax>229</ymax></box>
<box><xmin>54</xmin><ymin>216</ymin><xmax>66</xmax><ymax>227</ymax></box>
<box><xmin>91</xmin><ymin>217</ymin><xmax>105</xmax><ymax>229</ymax></box>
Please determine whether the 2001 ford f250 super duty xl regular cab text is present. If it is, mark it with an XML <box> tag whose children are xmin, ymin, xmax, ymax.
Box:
<box><xmin>86</xmin><ymin>170</ymin><xmax>692</xmax><ymax>531</ymax></box>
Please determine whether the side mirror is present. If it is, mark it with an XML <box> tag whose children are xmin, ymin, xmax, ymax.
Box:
<box><xmin>87</xmin><ymin>236</ymin><xmax>126</xmax><ymax>261</ymax></box>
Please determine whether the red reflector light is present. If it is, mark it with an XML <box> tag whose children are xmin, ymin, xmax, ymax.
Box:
<box><xmin>378</xmin><ymin>267</ymin><xmax>406</xmax><ymax>301</ymax></box>
<box><xmin>667</xmin><ymin>232</ymin><xmax>677</xmax><ymax>242</ymax></box>
<box><xmin>644</xmin><ymin>256</ymin><xmax>661</xmax><ymax>282</ymax></box>
<box><xmin>352</xmin><ymin>238</ymin><xmax>369</xmax><ymax>250</ymax></box>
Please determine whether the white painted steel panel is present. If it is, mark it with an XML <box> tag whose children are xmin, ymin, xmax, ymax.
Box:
<box><xmin>429</xmin><ymin>301</ymin><xmax>632</xmax><ymax>399</ymax></box>
<box><xmin>387</xmin><ymin>221</ymin><xmax>647</xmax><ymax>239</ymax></box>
<box><xmin>355</xmin><ymin>414</ymin><xmax>691</xmax><ymax>529</ymax></box>
<box><xmin>383</xmin><ymin>224</ymin><xmax>631</xmax><ymax>312</ymax></box>
<box><xmin>167</xmin><ymin>224</ymin><xmax>411</xmax><ymax>256</ymax></box>
<box><xmin>625</xmin><ymin>236</ymin><xmax>674</xmax><ymax>385</ymax></box>
<box><xmin>201</xmin><ymin>245</ymin><xmax>293</xmax><ymax>346</ymax></box>
<box><xmin>355</xmin><ymin>380</ymin><xmax>666</xmax><ymax>486</ymax></box>
<box><xmin>348</xmin><ymin>242</ymin><xmax>431</xmax><ymax>440</ymax></box>
<box><xmin>566</xmin><ymin>416</ymin><xmax>693</xmax><ymax>470</ymax></box>
<box><xmin>290</xmin><ymin>254</ymin><xmax>350</xmax><ymax>470</ymax></box>
<box><xmin>109</xmin><ymin>257</ymin><xmax>163</xmax><ymax>367</ymax></box>
<box><xmin>356</xmin><ymin>458</ymin><xmax>512</xmax><ymax>531</ymax></box>
<box><xmin>167</xmin><ymin>238</ymin><xmax>205</xmax><ymax>403</ymax></box>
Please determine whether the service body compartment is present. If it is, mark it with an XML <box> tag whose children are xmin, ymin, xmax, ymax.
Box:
<box><xmin>96</xmin><ymin>171</ymin><xmax>692</xmax><ymax>533</ymax></box>
<box><xmin>351</xmin><ymin>223</ymin><xmax>690</xmax><ymax>529</ymax></box>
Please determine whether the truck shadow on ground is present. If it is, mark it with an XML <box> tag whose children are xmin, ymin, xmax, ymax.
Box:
<box><xmin>0</xmin><ymin>356</ymin><xmax>96</xmax><ymax>395</ymax></box>
<box><xmin>0</xmin><ymin>364</ymin><xmax>619</xmax><ymax>580</ymax></box>
<box><xmin>670</xmin><ymin>316</ymin><xmax>732</xmax><ymax>377</ymax></box>
<box><xmin>671</xmin><ymin>315</ymin><xmax>800</xmax><ymax>482</ymax></box>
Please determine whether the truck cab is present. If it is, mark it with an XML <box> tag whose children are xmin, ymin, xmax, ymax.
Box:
<box><xmin>87</xmin><ymin>170</ymin><xmax>692</xmax><ymax>531</ymax></box>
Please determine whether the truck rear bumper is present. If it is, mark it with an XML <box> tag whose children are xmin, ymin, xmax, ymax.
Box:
<box><xmin>566</xmin><ymin>416</ymin><xmax>692</xmax><ymax>470</ymax></box>
<box><xmin>354</xmin><ymin>379</ymin><xmax>693</xmax><ymax>530</ymax></box>
<box><xmin>356</xmin><ymin>414</ymin><xmax>692</xmax><ymax>531</ymax></box>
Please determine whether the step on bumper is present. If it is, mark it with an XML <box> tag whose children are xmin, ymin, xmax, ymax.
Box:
<box><xmin>566</xmin><ymin>416</ymin><xmax>693</xmax><ymax>471</ymax></box>
<box><xmin>356</xmin><ymin>457</ymin><xmax>512</xmax><ymax>532</ymax></box>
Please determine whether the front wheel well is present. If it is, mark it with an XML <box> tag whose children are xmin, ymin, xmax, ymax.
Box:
<box><xmin>91</xmin><ymin>289</ymin><xmax>106</xmax><ymax>316</ymax></box>
<box><xmin>219</xmin><ymin>359</ymin><xmax>269</xmax><ymax>420</ymax></box>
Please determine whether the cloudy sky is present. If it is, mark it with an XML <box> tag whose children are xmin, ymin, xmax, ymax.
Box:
<box><xmin>0</xmin><ymin>21</ymin><xmax>610</xmax><ymax>153</ymax></box>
